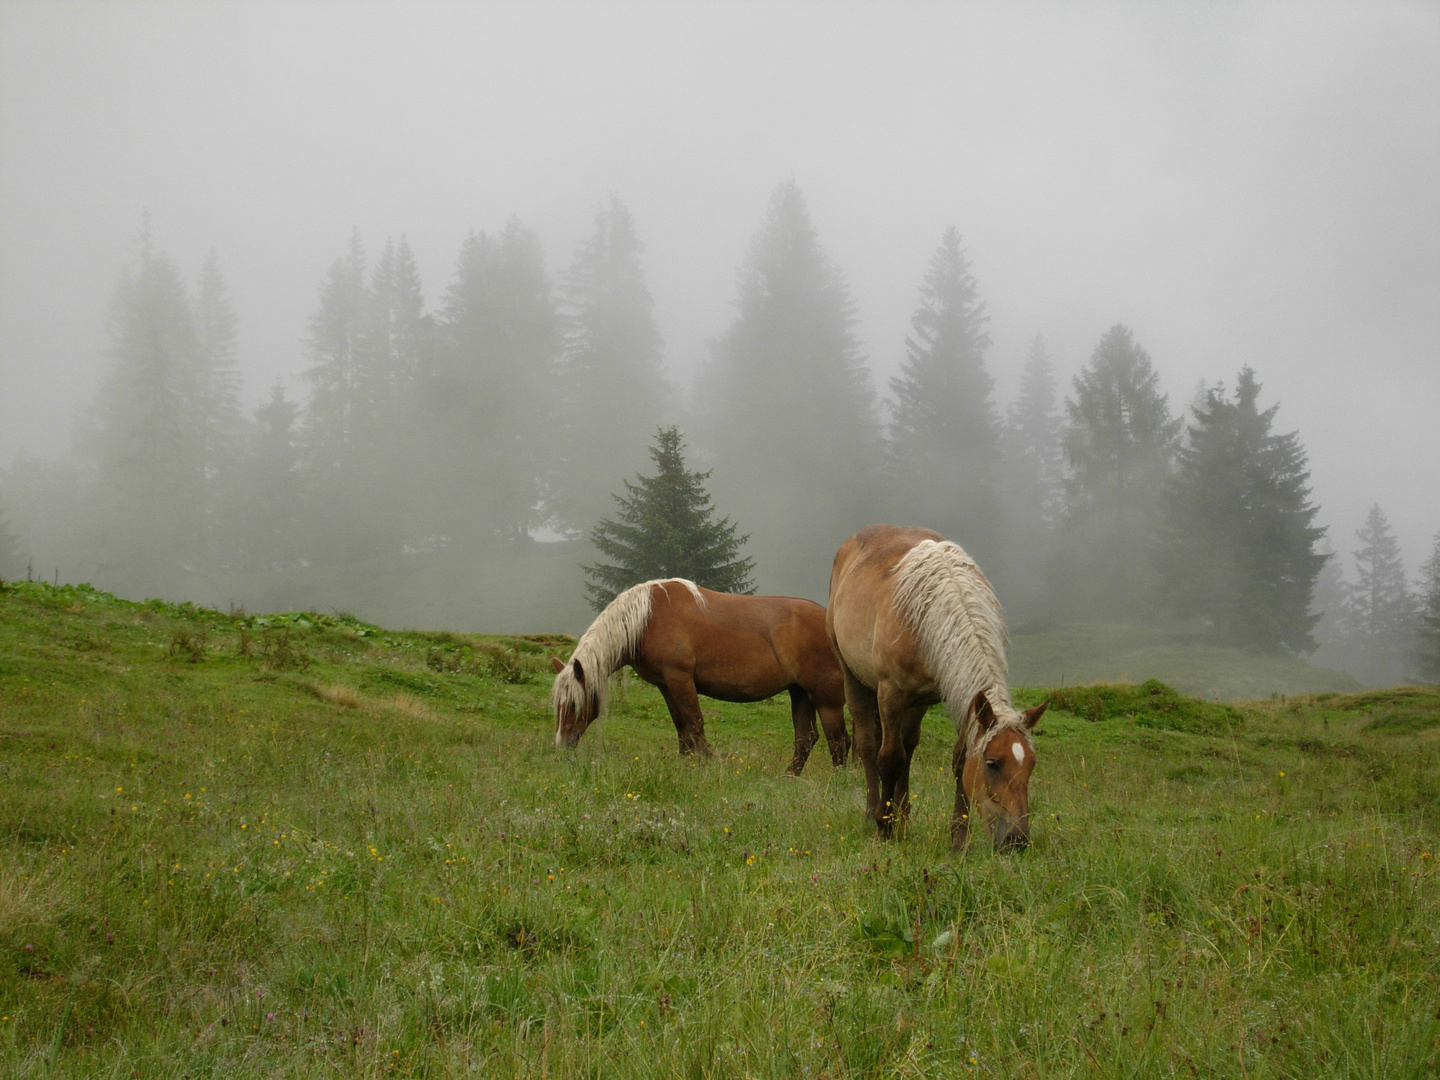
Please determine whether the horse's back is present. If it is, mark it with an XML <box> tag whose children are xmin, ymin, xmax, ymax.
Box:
<box><xmin>641</xmin><ymin>584</ymin><xmax>837</xmax><ymax>699</ymax></box>
<box><xmin>828</xmin><ymin>525</ymin><xmax>943</xmax><ymax>695</ymax></box>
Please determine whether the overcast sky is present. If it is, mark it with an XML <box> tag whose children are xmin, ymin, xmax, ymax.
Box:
<box><xmin>2</xmin><ymin>1</ymin><xmax>1437</xmax><ymax>569</ymax></box>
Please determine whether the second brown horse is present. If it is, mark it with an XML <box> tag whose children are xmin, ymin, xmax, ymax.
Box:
<box><xmin>551</xmin><ymin>579</ymin><xmax>850</xmax><ymax>774</ymax></box>
<box><xmin>828</xmin><ymin>525</ymin><xmax>1046</xmax><ymax>851</ymax></box>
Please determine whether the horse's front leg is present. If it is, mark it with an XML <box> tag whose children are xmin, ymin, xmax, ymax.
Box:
<box><xmin>950</xmin><ymin>738</ymin><xmax>971</xmax><ymax>851</ymax></box>
<box><xmin>842</xmin><ymin>666</ymin><xmax>882</xmax><ymax>823</ymax></box>
<box><xmin>657</xmin><ymin>676</ymin><xmax>713</xmax><ymax>758</ymax></box>
<box><xmin>785</xmin><ymin>687</ymin><xmax>819</xmax><ymax>776</ymax></box>
<box><xmin>875</xmin><ymin>687</ymin><xmax>927</xmax><ymax>839</ymax></box>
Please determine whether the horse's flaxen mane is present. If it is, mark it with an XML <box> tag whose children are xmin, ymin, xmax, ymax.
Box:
<box><xmin>890</xmin><ymin>540</ymin><xmax>1031</xmax><ymax>756</ymax></box>
<box><xmin>552</xmin><ymin>579</ymin><xmax>705</xmax><ymax>725</ymax></box>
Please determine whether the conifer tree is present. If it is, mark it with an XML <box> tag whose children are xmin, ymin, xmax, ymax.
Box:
<box><xmin>704</xmin><ymin>180</ymin><xmax>880</xmax><ymax>598</ymax></box>
<box><xmin>298</xmin><ymin>230</ymin><xmax>376</xmax><ymax>564</ymax></box>
<box><xmin>192</xmin><ymin>249</ymin><xmax>244</xmax><ymax>479</ymax></box>
<box><xmin>1058</xmin><ymin>324</ymin><xmax>1181</xmax><ymax>621</ymax></box>
<box><xmin>233</xmin><ymin>384</ymin><xmax>302</xmax><ymax>573</ymax></box>
<box><xmin>417</xmin><ymin>219</ymin><xmax>559</xmax><ymax>544</ymax></box>
<box><xmin>1003</xmin><ymin>334</ymin><xmax>1066</xmax><ymax>528</ymax></box>
<box><xmin>0</xmin><ymin>495</ymin><xmax>24</xmax><ymax>580</ymax></box>
<box><xmin>887</xmin><ymin>227</ymin><xmax>1001</xmax><ymax>561</ymax></box>
<box><xmin>551</xmin><ymin>196</ymin><xmax>672</xmax><ymax>533</ymax></box>
<box><xmin>360</xmin><ymin>236</ymin><xmax>430</xmax><ymax>559</ymax></box>
<box><xmin>92</xmin><ymin>218</ymin><xmax>205</xmax><ymax>594</ymax></box>
<box><xmin>584</xmin><ymin>426</ymin><xmax>755</xmax><ymax>611</ymax></box>
<box><xmin>1348</xmin><ymin>505</ymin><xmax>1414</xmax><ymax>640</ymax></box>
<box><xmin>1155</xmin><ymin>368</ymin><xmax>1326</xmax><ymax>652</ymax></box>
<box><xmin>1416</xmin><ymin>530</ymin><xmax>1440</xmax><ymax>682</ymax></box>
<box><xmin>302</xmin><ymin>230</ymin><xmax>371</xmax><ymax>474</ymax></box>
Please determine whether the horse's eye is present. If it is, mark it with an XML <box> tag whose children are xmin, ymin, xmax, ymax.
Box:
<box><xmin>985</xmin><ymin>759</ymin><xmax>1002</xmax><ymax>771</ymax></box>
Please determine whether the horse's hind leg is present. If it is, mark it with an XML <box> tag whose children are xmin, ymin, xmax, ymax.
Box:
<box><xmin>813</xmin><ymin>693</ymin><xmax>851</xmax><ymax>766</ymax></box>
<box><xmin>657</xmin><ymin>677</ymin><xmax>714</xmax><ymax>758</ymax></box>
<box><xmin>785</xmin><ymin>687</ymin><xmax>819</xmax><ymax>776</ymax></box>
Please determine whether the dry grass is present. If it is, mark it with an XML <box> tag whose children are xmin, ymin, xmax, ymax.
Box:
<box><xmin>299</xmin><ymin>681</ymin><xmax>363</xmax><ymax>709</ymax></box>
<box><xmin>385</xmin><ymin>691</ymin><xmax>440</xmax><ymax>722</ymax></box>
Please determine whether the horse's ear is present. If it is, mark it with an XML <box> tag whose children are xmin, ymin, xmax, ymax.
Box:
<box><xmin>571</xmin><ymin>658</ymin><xmax>585</xmax><ymax>685</ymax></box>
<box><xmin>1023</xmin><ymin>701</ymin><xmax>1048</xmax><ymax>729</ymax></box>
<box><xmin>970</xmin><ymin>690</ymin><xmax>997</xmax><ymax>732</ymax></box>
<box><xmin>551</xmin><ymin>656</ymin><xmax>565</xmax><ymax>674</ymax></box>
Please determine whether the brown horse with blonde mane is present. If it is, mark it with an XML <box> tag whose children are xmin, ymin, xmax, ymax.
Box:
<box><xmin>827</xmin><ymin>525</ymin><xmax>1046</xmax><ymax>851</ymax></box>
<box><xmin>551</xmin><ymin>579</ymin><xmax>850</xmax><ymax>774</ymax></box>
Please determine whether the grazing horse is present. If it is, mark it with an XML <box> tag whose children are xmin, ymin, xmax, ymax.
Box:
<box><xmin>827</xmin><ymin>525</ymin><xmax>1046</xmax><ymax>851</ymax></box>
<box><xmin>550</xmin><ymin>579</ymin><xmax>851</xmax><ymax>774</ymax></box>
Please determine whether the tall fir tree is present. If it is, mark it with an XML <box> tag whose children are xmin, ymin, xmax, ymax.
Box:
<box><xmin>887</xmin><ymin>227</ymin><xmax>1002</xmax><ymax>563</ymax></box>
<box><xmin>299</xmin><ymin>230</ymin><xmax>376</xmax><ymax>565</ymax></box>
<box><xmin>233</xmin><ymin>384</ymin><xmax>303</xmax><ymax>574</ymax></box>
<box><xmin>1003</xmin><ymin>334</ymin><xmax>1066</xmax><ymax>527</ymax></box>
<box><xmin>1348</xmin><ymin>505</ymin><xmax>1413</xmax><ymax>639</ymax></box>
<box><xmin>1057</xmin><ymin>324</ymin><xmax>1181</xmax><ymax>621</ymax></box>
<box><xmin>1416</xmin><ymin>530</ymin><xmax>1440</xmax><ymax>682</ymax></box>
<box><xmin>191</xmin><ymin>249</ymin><xmax>245</xmax><ymax>567</ymax></box>
<box><xmin>360</xmin><ymin>236</ymin><xmax>431</xmax><ymax>560</ymax></box>
<box><xmin>91</xmin><ymin>217</ymin><xmax>205</xmax><ymax>595</ymax></box>
<box><xmin>417</xmin><ymin>219</ymin><xmax>559</xmax><ymax>544</ymax></box>
<box><xmin>1154</xmin><ymin>368</ymin><xmax>1326</xmax><ymax>652</ymax></box>
<box><xmin>550</xmin><ymin>195</ymin><xmax>672</xmax><ymax>533</ymax></box>
<box><xmin>302</xmin><ymin>230</ymin><xmax>371</xmax><ymax>474</ymax></box>
<box><xmin>703</xmin><ymin>180</ymin><xmax>880</xmax><ymax>599</ymax></box>
<box><xmin>1344</xmin><ymin>505</ymin><xmax>1416</xmax><ymax>686</ymax></box>
<box><xmin>0</xmin><ymin>493</ymin><xmax>24</xmax><ymax>580</ymax></box>
<box><xmin>583</xmin><ymin>426</ymin><xmax>755</xmax><ymax>611</ymax></box>
<box><xmin>191</xmin><ymin>249</ymin><xmax>244</xmax><ymax>477</ymax></box>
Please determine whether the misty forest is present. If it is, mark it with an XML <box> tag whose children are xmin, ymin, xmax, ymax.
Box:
<box><xmin>2</xmin><ymin>185</ymin><xmax>1436</xmax><ymax>687</ymax></box>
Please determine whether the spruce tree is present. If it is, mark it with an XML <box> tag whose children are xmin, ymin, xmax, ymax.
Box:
<box><xmin>1417</xmin><ymin>530</ymin><xmax>1440</xmax><ymax>682</ymax></box>
<box><xmin>704</xmin><ymin>180</ymin><xmax>880</xmax><ymax>598</ymax></box>
<box><xmin>551</xmin><ymin>195</ymin><xmax>672</xmax><ymax>533</ymax></box>
<box><xmin>583</xmin><ymin>426</ymin><xmax>755</xmax><ymax>611</ymax></box>
<box><xmin>0</xmin><ymin>495</ymin><xmax>24</xmax><ymax>580</ymax></box>
<box><xmin>1003</xmin><ymin>334</ymin><xmax>1066</xmax><ymax>528</ymax></box>
<box><xmin>299</xmin><ymin>230</ymin><xmax>376</xmax><ymax>564</ymax></box>
<box><xmin>417</xmin><ymin>220</ymin><xmax>559</xmax><ymax>544</ymax></box>
<box><xmin>192</xmin><ymin>249</ymin><xmax>244</xmax><ymax>478</ymax></box>
<box><xmin>887</xmin><ymin>227</ymin><xmax>1001</xmax><ymax>561</ymax></box>
<box><xmin>1155</xmin><ymin>368</ymin><xmax>1326</xmax><ymax>652</ymax></box>
<box><xmin>1345</xmin><ymin>505</ymin><xmax>1416</xmax><ymax>685</ymax></box>
<box><xmin>233</xmin><ymin>384</ymin><xmax>302</xmax><ymax>573</ymax></box>
<box><xmin>1058</xmin><ymin>324</ymin><xmax>1181</xmax><ymax>621</ymax></box>
<box><xmin>92</xmin><ymin>218</ymin><xmax>205</xmax><ymax>595</ymax></box>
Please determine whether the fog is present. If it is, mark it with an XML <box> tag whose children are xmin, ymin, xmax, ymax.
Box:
<box><xmin>2</xmin><ymin>3</ymin><xmax>1437</xmax><ymax>669</ymax></box>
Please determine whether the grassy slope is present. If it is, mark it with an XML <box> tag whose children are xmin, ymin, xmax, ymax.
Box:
<box><xmin>1</xmin><ymin>582</ymin><xmax>1437</xmax><ymax>1079</ymax></box>
<box><xmin>1011</xmin><ymin>623</ymin><xmax>1361</xmax><ymax>700</ymax></box>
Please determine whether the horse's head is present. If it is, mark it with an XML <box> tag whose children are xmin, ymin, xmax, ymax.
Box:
<box><xmin>963</xmin><ymin>691</ymin><xmax>1047</xmax><ymax>852</ymax></box>
<box><xmin>551</xmin><ymin>655</ymin><xmax>601</xmax><ymax>748</ymax></box>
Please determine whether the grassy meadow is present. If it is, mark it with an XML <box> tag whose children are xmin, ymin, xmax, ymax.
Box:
<box><xmin>1</xmin><ymin>580</ymin><xmax>1438</xmax><ymax>1078</ymax></box>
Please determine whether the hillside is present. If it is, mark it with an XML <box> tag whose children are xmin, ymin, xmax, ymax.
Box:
<box><xmin>1</xmin><ymin>580</ymin><xmax>1436</xmax><ymax>1078</ymax></box>
<box><xmin>1010</xmin><ymin>622</ymin><xmax>1361</xmax><ymax>700</ymax></box>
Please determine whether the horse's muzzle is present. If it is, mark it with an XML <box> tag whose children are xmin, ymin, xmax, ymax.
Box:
<box><xmin>992</xmin><ymin>821</ymin><xmax>1031</xmax><ymax>853</ymax></box>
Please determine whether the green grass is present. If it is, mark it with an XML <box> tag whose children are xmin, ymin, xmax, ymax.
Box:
<box><xmin>2</xmin><ymin>581</ymin><xmax>1438</xmax><ymax>1078</ymax></box>
<box><xmin>1011</xmin><ymin>623</ymin><xmax>1361</xmax><ymax>700</ymax></box>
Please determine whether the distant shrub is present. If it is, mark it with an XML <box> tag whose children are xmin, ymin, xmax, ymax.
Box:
<box><xmin>260</xmin><ymin>628</ymin><xmax>309</xmax><ymax>672</ymax></box>
<box><xmin>168</xmin><ymin>625</ymin><xmax>207</xmax><ymax>663</ymax></box>
<box><xmin>477</xmin><ymin>643</ymin><xmax>534</xmax><ymax>684</ymax></box>
<box><xmin>1046</xmin><ymin>679</ymin><xmax>1242</xmax><ymax>736</ymax></box>
<box><xmin>426</xmin><ymin>647</ymin><xmax>465</xmax><ymax>674</ymax></box>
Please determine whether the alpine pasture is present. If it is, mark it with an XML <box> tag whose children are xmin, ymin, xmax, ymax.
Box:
<box><xmin>2</xmin><ymin>581</ymin><xmax>1437</xmax><ymax>1078</ymax></box>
